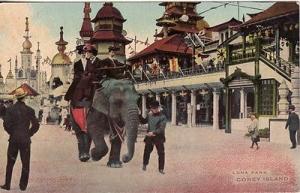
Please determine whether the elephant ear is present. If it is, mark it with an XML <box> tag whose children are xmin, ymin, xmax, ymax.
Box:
<box><xmin>92</xmin><ymin>87</ymin><xmax>109</xmax><ymax>115</ymax></box>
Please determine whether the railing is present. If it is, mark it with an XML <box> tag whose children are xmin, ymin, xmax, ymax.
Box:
<box><xmin>134</xmin><ymin>64</ymin><xmax>225</xmax><ymax>83</ymax></box>
<box><xmin>260</xmin><ymin>49</ymin><xmax>292</xmax><ymax>79</ymax></box>
<box><xmin>230</xmin><ymin>44</ymin><xmax>256</xmax><ymax>64</ymax></box>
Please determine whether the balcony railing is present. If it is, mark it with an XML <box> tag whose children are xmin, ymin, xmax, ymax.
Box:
<box><xmin>134</xmin><ymin>64</ymin><xmax>225</xmax><ymax>84</ymax></box>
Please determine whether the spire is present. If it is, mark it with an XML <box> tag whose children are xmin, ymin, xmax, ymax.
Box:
<box><xmin>22</xmin><ymin>17</ymin><xmax>32</xmax><ymax>51</ymax></box>
<box><xmin>55</xmin><ymin>26</ymin><xmax>68</xmax><ymax>53</ymax></box>
<box><xmin>0</xmin><ymin>64</ymin><xmax>3</xmax><ymax>79</ymax></box>
<box><xmin>15</xmin><ymin>55</ymin><xmax>18</xmax><ymax>70</ymax></box>
<box><xmin>80</xmin><ymin>2</ymin><xmax>94</xmax><ymax>41</ymax></box>
<box><xmin>6</xmin><ymin>58</ymin><xmax>14</xmax><ymax>79</ymax></box>
<box><xmin>35</xmin><ymin>42</ymin><xmax>42</xmax><ymax>70</ymax></box>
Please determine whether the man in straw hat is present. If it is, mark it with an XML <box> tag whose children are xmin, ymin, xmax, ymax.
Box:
<box><xmin>285</xmin><ymin>105</ymin><xmax>299</xmax><ymax>149</ymax></box>
<box><xmin>1</xmin><ymin>87</ymin><xmax>40</xmax><ymax>191</ymax></box>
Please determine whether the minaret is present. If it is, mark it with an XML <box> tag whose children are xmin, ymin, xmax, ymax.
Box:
<box><xmin>35</xmin><ymin>42</ymin><xmax>42</xmax><ymax>92</ymax></box>
<box><xmin>20</xmin><ymin>17</ymin><xmax>33</xmax><ymax>79</ymax></box>
<box><xmin>0</xmin><ymin>64</ymin><xmax>4</xmax><ymax>94</ymax></box>
<box><xmin>6</xmin><ymin>58</ymin><xmax>14</xmax><ymax>80</ymax></box>
<box><xmin>14</xmin><ymin>55</ymin><xmax>18</xmax><ymax>78</ymax></box>
<box><xmin>80</xmin><ymin>2</ymin><xmax>94</xmax><ymax>43</ymax></box>
<box><xmin>0</xmin><ymin>64</ymin><xmax>4</xmax><ymax>83</ymax></box>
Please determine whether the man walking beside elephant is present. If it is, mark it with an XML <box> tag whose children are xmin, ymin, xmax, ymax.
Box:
<box><xmin>139</xmin><ymin>100</ymin><xmax>167</xmax><ymax>174</ymax></box>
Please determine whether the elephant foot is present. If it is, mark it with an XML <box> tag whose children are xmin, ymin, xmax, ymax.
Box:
<box><xmin>79</xmin><ymin>153</ymin><xmax>90</xmax><ymax>162</ymax></box>
<box><xmin>91</xmin><ymin>147</ymin><xmax>108</xmax><ymax>161</ymax></box>
<box><xmin>122</xmin><ymin>154</ymin><xmax>132</xmax><ymax>163</ymax></box>
<box><xmin>107</xmin><ymin>160</ymin><xmax>123</xmax><ymax>168</ymax></box>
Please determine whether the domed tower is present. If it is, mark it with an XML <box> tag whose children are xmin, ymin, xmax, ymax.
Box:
<box><xmin>20</xmin><ymin>17</ymin><xmax>33</xmax><ymax>80</ymax></box>
<box><xmin>50</xmin><ymin>26</ymin><xmax>71</xmax><ymax>93</ymax></box>
<box><xmin>80</xmin><ymin>2</ymin><xmax>94</xmax><ymax>43</ymax></box>
<box><xmin>91</xmin><ymin>2</ymin><xmax>131</xmax><ymax>61</ymax></box>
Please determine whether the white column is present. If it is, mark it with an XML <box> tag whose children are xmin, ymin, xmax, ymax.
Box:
<box><xmin>291</xmin><ymin>66</ymin><xmax>300</xmax><ymax>113</ymax></box>
<box><xmin>171</xmin><ymin>92</ymin><xmax>177</xmax><ymax>125</ymax></box>
<box><xmin>213</xmin><ymin>89</ymin><xmax>220</xmax><ymax>130</ymax></box>
<box><xmin>142</xmin><ymin>94</ymin><xmax>147</xmax><ymax>118</ymax></box>
<box><xmin>156</xmin><ymin>93</ymin><xmax>161</xmax><ymax>104</ymax></box>
<box><xmin>278</xmin><ymin>80</ymin><xmax>290</xmax><ymax>116</ymax></box>
<box><xmin>191</xmin><ymin>90</ymin><xmax>196</xmax><ymax>127</ymax></box>
<box><xmin>240</xmin><ymin>88</ymin><xmax>245</xmax><ymax>118</ymax></box>
<box><xmin>187</xmin><ymin>103</ymin><xmax>192</xmax><ymax>127</ymax></box>
<box><xmin>244</xmin><ymin>92</ymin><xmax>248</xmax><ymax>118</ymax></box>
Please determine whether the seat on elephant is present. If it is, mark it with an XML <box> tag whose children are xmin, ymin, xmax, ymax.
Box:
<box><xmin>92</xmin><ymin>78</ymin><xmax>138</xmax><ymax>116</ymax></box>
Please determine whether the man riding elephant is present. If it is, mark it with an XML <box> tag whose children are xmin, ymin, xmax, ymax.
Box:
<box><xmin>87</xmin><ymin>46</ymin><xmax>138</xmax><ymax>168</ymax></box>
<box><xmin>64</xmin><ymin>44</ymin><xmax>102</xmax><ymax>162</ymax></box>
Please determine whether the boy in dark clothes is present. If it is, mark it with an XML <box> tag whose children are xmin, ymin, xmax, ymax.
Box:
<box><xmin>139</xmin><ymin>100</ymin><xmax>167</xmax><ymax>174</ymax></box>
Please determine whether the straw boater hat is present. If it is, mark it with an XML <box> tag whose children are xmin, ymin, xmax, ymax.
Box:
<box><xmin>108</xmin><ymin>46</ymin><xmax>120</xmax><ymax>52</ymax></box>
<box><xmin>14</xmin><ymin>88</ymin><xmax>28</xmax><ymax>99</ymax></box>
<box><xmin>83</xmin><ymin>44</ymin><xmax>98</xmax><ymax>56</ymax></box>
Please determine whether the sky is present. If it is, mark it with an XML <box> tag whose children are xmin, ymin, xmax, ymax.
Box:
<box><xmin>0</xmin><ymin>1</ymin><xmax>275</xmax><ymax>80</ymax></box>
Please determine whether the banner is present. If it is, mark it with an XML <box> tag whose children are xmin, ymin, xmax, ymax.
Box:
<box><xmin>169</xmin><ymin>57</ymin><xmax>179</xmax><ymax>72</ymax></box>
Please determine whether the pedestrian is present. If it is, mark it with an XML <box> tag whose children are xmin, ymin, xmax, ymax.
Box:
<box><xmin>248</xmin><ymin>113</ymin><xmax>260</xmax><ymax>150</ymax></box>
<box><xmin>0</xmin><ymin>88</ymin><xmax>40</xmax><ymax>191</ymax></box>
<box><xmin>0</xmin><ymin>99</ymin><xmax>6</xmax><ymax>118</ymax></box>
<box><xmin>139</xmin><ymin>100</ymin><xmax>167</xmax><ymax>174</ymax></box>
<box><xmin>285</xmin><ymin>105</ymin><xmax>299</xmax><ymax>149</ymax></box>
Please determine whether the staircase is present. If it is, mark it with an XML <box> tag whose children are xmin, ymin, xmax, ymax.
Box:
<box><xmin>259</xmin><ymin>49</ymin><xmax>294</xmax><ymax>82</ymax></box>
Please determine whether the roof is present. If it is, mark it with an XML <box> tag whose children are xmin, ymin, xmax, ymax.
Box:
<box><xmin>10</xmin><ymin>83</ymin><xmax>39</xmax><ymax>96</ymax></box>
<box><xmin>128</xmin><ymin>34</ymin><xmax>192</xmax><ymax>61</ymax></box>
<box><xmin>80</xmin><ymin>19</ymin><xmax>94</xmax><ymax>38</ymax></box>
<box><xmin>164</xmin><ymin>6</ymin><xmax>203</xmax><ymax>19</ymax></box>
<box><xmin>206</xmin><ymin>18</ymin><xmax>242</xmax><ymax>32</ymax></box>
<box><xmin>159</xmin><ymin>2</ymin><xmax>200</xmax><ymax>6</ymax></box>
<box><xmin>91</xmin><ymin>2</ymin><xmax>125</xmax><ymax>23</ymax></box>
<box><xmin>51</xmin><ymin>53</ymin><xmax>71</xmax><ymax>65</ymax></box>
<box><xmin>241</xmin><ymin>2</ymin><xmax>299</xmax><ymax>27</ymax></box>
<box><xmin>155</xmin><ymin>25</ymin><xmax>199</xmax><ymax>37</ymax></box>
<box><xmin>92</xmin><ymin>30</ymin><xmax>132</xmax><ymax>44</ymax></box>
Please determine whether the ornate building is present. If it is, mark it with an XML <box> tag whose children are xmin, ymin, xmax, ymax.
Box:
<box><xmin>91</xmin><ymin>2</ymin><xmax>131</xmax><ymax>62</ymax></box>
<box><xmin>131</xmin><ymin>2</ymin><xmax>299</xmax><ymax>139</ymax></box>
<box><xmin>0</xmin><ymin>17</ymin><xmax>48</xmax><ymax>100</ymax></box>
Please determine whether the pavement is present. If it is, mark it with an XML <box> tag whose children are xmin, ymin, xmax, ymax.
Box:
<box><xmin>0</xmin><ymin>122</ymin><xmax>300</xmax><ymax>193</ymax></box>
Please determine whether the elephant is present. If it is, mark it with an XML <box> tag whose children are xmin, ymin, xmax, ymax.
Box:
<box><xmin>87</xmin><ymin>78</ymin><xmax>139</xmax><ymax>168</ymax></box>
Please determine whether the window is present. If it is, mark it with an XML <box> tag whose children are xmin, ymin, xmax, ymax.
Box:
<box><xmin>259</xmin><ymin>79</ymin><xmax>278</xmax><ymax>115</ymax></box>
<box><xmin>221</xmin><ymin>33</ymin><xmax>224</xmax><ymax>43</ymax></box>
<box><xmin>225</xmin><ymin>31</ymin><xmax>229</xmax><ymax>40</ymax></box>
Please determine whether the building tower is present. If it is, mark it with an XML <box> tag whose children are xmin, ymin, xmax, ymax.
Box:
<box><xmin>5</xmin><ymin>59</ymin><xmax>16</xmax><ymax>93</ymax></box>
<box><xmin>35</xmin><ymin>42</ymin><xmax>42</xmax><ymax>93</ymax></box>
<box><xmin>80</xmin><ymin>2</ymin><xmax>94</xmax><ymax>44</ymax></box>
<box><xmin>91</xmin><ymin>2</ymin><xmax>131</xmax><ymax>61</ymax></box>
<box><xmin>50</xmin><ymin>26</ymin><xmax>71</xmax><ymax>94</ymax></box>
<box><xmin>0</xmin><ymin>64</ymin><xmax>4</xmax><ymax>94</ymax></box>
<box><xmin>20</xmin><ymin>17</ymin><xmax>33</xmax><ymax>80</ymax></box>
<box><xmin>155</xmin><ymin>2</ymin><xmax>204</xmax><ymax>38</ymax></box>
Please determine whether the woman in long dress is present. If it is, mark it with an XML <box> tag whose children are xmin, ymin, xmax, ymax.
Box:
<box><xmin>248</xmin><ymin>114</ymin><xmax>260</xmax><ymax>150</ymax></box>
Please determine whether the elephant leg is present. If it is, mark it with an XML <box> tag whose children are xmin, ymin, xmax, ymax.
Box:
<box><xmin>87</xmin><ymin>108</ymin><xmax>109</xmax><ymax>161</ymax></box>
<box><xmin>80</xmin><ymin>133</ymin><xmax>91</xmax><ymax>162</ymax></box>
<box><xmin>107</xmin><ymin>137</ymin><xmax>122</xmax><ymax>168</ymax></box>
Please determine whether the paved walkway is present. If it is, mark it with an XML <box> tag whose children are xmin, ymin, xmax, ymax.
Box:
<box><xmin>0</xmin><ymin>123</ymin><xmax>299</xmax><ymax>193</ymax></box>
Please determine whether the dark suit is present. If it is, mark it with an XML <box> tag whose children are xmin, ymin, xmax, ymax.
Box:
<box><xmin>3</xmin><ymin>101</ymin><xmax>39</xmax><ymax>190</ymax></box>
<box><xmin>65</xmin><ymin>57</ymin><xmax>102</xmax><ymax>104</ymax></box>
<box><xmin>285</xmin><ymin>112</ymin><xmax>300</xmax><ymax>147</ymax></box>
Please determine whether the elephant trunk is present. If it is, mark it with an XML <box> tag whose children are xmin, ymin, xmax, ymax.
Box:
<box><xmin>122</xmin><ymin>105</ymin><xmax>139</xmax><ymax>163</ymax></box>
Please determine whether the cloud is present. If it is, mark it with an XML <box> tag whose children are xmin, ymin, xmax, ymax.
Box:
<box><xmin>0</xmin><ymin>3</ymin><xmax>72</xmax><ymax>82</ymax></box>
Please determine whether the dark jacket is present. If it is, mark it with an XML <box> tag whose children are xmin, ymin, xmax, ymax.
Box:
<box><xmin>3</xmin><ymin>101</ymin><xmax>40</xmax><ymax>144</ymax></box>
<box><xmin>98</xmin><ymin>58</ymin><xmax>128</xmax><ymax>79</ymax></box>
<box><xmin>65</xmin><ymin>57</ymin><xmax>102</xmax><ymax>103</ymax></box>
<box><xmin>139</xmin><ymin>112</ymin><xmax>167</xmax><ymax>139</ymax></box>
<box><xmin>285</xmin><ymin>112</ymin><xmax>300</xmax><ymax>131</ymax></box>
